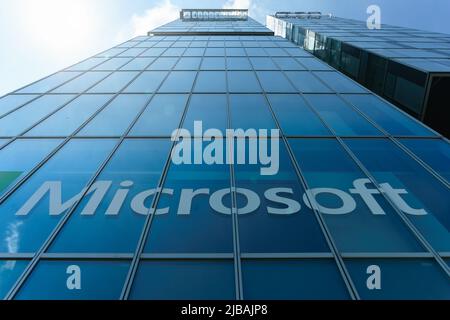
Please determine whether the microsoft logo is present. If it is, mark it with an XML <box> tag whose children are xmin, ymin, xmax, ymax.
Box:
<box><xmin>0</xmin><ymin>171</ymin><xmax>22</xmax><ymax>194</ymax></box>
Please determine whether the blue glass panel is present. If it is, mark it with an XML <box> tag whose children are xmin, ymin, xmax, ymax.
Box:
<box><xmin>249</xmin><ymin>57</ymin><xmax>277</xmax><ymax>70</ymax></box>
<box><xmin>123</xmin><ymin>71</ymin><xmax>168</xmax><ymax>93</ymax></box>
<box><xmin>246</xmin><ymin>48</ymin><xmax>266</xmax><ymax>56</ymax></box>
<box><xmin>50</xmin><ymin>139</ymin><xmax>171</xmax><ymax>253</ymax></box>
<box><xmin>97</xmin><ymin>48</ymin><xmax>126</xmax><ymax>58</ymax></box>
<box><xmin>304</xmin><ymin>94</ymin><xmax>383</xmax><ymax>136</ymax></box>
<box><xmin>183</xmin><ymin>48</ymin><xmax>205</xmax><ymax>57</ymax></box>
<box><xmin>147</xmin><ymin>57</ymin><xmax>178</xmax><ymax>70</ymax></box>
<box><xmin>158</xmin><ymin>71</ymin><xmax>197</xmax><ymax>93</ymax></box>
<box><xmin>25</xmin><ymin>95</ymin><xmax>113</xmax><ymax>137</ymax></box>
<box><xmin>345</xmin><ymin>259</ymin><xmax>450</xmax><ymax>300</ymax></box>
<box><xmin>130</xmin><ymin>94</ymin><xmax>188</xmax><ymax>136</ymax></box>
<box><xmin>205</xmin><ymin>48</ymin><xmax>224</xmax><ymax>56</ymax></box>
<box><xmin>268</xmin><ymin>94</ymin><xmax>331</xmax><ymax>136</ymax></box>
<box><xmin>226</xmin><ymin>47</ymin><xmax>246</xmax><ymax>56</ymax></box>
<box><xmin>0</xmin><ymin>95</ymin><xmax>75</xmax><ymax>136</ymax></box>
<box><xmin>314</xmin><ymin>72</ymin><xmax>367</xmax><ymax>93</ymax></box>
<box><xmin>285</xmin><ymin>71</ymin><xmax>333</xmax><ymax>93</ymax></box>
<box><xmin>290</xmin><ymin>138</ymin><xmax>423</xmax><ymax>252</ymax></box>
<box><xmin>142</xmin><ymin>47</ymin><xmax>166</xmax><ymax>57</ymax></box>
<box><xmin>273</xmin><ymin>57</ymin><xmax>306</xmax><ymax>70</ymax></box>
<box><xmin>194</xmin><ymin>71</ymin><xmax>227</xmax><ymax>93</ymax></box>
<box><xmin>265</xmin><ymin>48</ymin><xmax>289</xmax><ymax>57</ymax></box>
<box><xmin>229</xmin><ymin>94</ymin><xmax>276</xmax><ymax>131</ymax></box>
<box><xmin>235</xmin><ymin>141</ymin><xmax>330</xmax><ymax>253</ymax></box>
<box><xmin>342</xmin><ymin>94</ymin><xmax>435</xmax><ymax>137</ymax></box>
<box><xmin>242</xmin><ymin>260</ymin><xmax>350</xmax><ymax>300</ymax></box>
<box><xmin>93</xmin><ymin>58</ymin><xmax>132</xmax><ymax>71</ymax></box>
<box><xmin>0</xmin><ymin>139</ymin><xmax>117</xmax><ymax>253</ymax></box>
<box><xmin>346</xmin><ymin>138</ymin><xmax>450</xmax><ymax>251</ymax></box>
<box><xmin>120</xmin><ymin>57</ymin><xmax>155</xmax><ymax>70</ymax></box>
<box><xmin>297</xmin><ymin>57</ymin><xmax>332</xmax><ymax>70</ymax></box>
<box><xmin>16</xmin><ymin>260</ymin><xmax>129</xmax><ymax>300</ymax></box>
<box><xmin>52</xmin><ymin>72</ymin><xmax>110</xmax><ymax>93</ymax></box>
<box><xmin>227</xmin><ymin>57</ymin><xmax>252</xmax><ymax>70</ymax></box>
<box><xmin>175</xmin><ymin>57</ymin><xmax>201</xmax><ymax>70</ymax></box>
<box><xmin>118</xmin><ymin>48</ymin><xmax>146</xmax><ymax>57</ymax></box>
<box><xmin>0</xmin><ymin>260</ymin><xmax>28</xmax><ymax>299</ymax></box>
<box><xmin>162</xmin><ymin>47</ymin><xmax>185</xmax><ymax>57</ymax></box>
<box><xmin>400</xmin><ymin>139</ymin><xmax>450</xmax><ymax>182</ymax></box>
<box><xmin>228</xmin><ymin>71</ymin><xmax>262</xmax><ymax>93</ymax></box>
<box><xmin>201</xmin><ymin>57</ymin><xmax>226</xmax><ymax>70</ymax></box>
<box><xmin>88</xmin><ymin>72</ymin><xmax>138</xmax><ymax>93</ymax></box>
<box><xmin>67</xmin><ymin>58</ymin><xmax>108</xmax><ymax>71</ymax></box>
<box><xmin>183</xmin><ymin>94</ymin><xmax>228</xmax><ymax>134</ymax></box>
<box><xmin>0</xmin><ymin>139</ymin><xmax>63</xmax><ymax>196</ymax></box>
<box><xmin>256</xmin><ymin>71</ymin><xmax>296</xmax><ymax>93</ymax></box>
<box><xmin>0</xmin><ymin>95</ymin><xmax>38</xmax><ymax>118</ymax></box>
<box><xmin>130</xmin><ymin>260</ymin><xmax>235</xmax><ymax>300</ymax></box>
<box><xmin>78</xmin><ymin>95</ymin><xmax>150</xmax><ymax>137</ymax></box>
<box><xmin>17</xmin><ymin>72</ymin><xmax>82</xmax><ymax>94</ymax></box>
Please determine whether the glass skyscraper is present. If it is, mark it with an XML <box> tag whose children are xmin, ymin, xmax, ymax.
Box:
<box><xmin>0</xmin><ymin>9</ymin><xmax>449</xmax><ymax>300</ymax></box>
<box><xmin>267</xmin><ymin>12</ymin><xmax>450</xmax><ymax>137</ymax></box>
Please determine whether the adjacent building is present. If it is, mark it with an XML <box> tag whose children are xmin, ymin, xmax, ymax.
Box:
<box><xmin>0</xmin><ymin>9</ymin><xmax>449</xmax><ymax>300</ymax></box>
<box><xmin>267</xmin><ymin>12</ymin><xmax>450</xmax><ymax>137</ymax></box>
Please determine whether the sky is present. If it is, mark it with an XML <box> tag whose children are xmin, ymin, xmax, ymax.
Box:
<box><xmin>1</xmin><ymin>0</ymin><xmax>450</xmax><ymax>96</ymax></box>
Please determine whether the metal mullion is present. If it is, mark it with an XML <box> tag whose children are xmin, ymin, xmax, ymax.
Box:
<box><xmin>4</xmin><ymin>50</ymin><xmax>173</xmax><ymax>300</ymax></box>
<box><xmin>120</xmin><ymin>44</ymin><xmax>195</xmax><ymax>300</ymax></box>
<box><xmin>225</xmin><ymin>46</ymin><xmax>244</xmax><ymax>301</ymax></box>
<box><xmin>257</xmin><ymin>54</ymin><xmax>360</xmax><ymax>300</ymax></box>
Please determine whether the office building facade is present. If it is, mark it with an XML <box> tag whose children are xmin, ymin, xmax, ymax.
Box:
<box><xmin>0</xmin><ymin>9</ymin><xmax>449</xmax><ymax>300</ymax></box>
<box><xmin>267</xmin><ymin>13</ymin><xmax>450</xmax><ymax>137</ymax></box>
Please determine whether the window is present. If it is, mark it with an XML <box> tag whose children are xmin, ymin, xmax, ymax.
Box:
<box><xmin>256</xmin><ymin>71</ymin><xmax>296</xmax><ymax>93</ymax></box>
<box><xmin>130</xmin><ymin>260</ymin><xmax>235</xmax><ymax>300</ymax></box>
<box><xmin>158</xmin><ymin>71</ymin><xmax>197</xmax><ymax>93</ymax></box>
<box><xmin>242</xmin><ymin>260</ymin><xmax>350</xmax><ymax>300</ymax></box>
<box><xmin>96</xmin><ymin>48</ymin><xmax>126</xmax><ymax>58</ymax></box>
<box><xmin>0</xmin><ymin>95</ymin><xmax>39</xmax><ymax>118</ymax></box>
<box><xmin>229</xmin><ymin>94</ymin><xmax>276</xmax><ymax>131</ymax></box>
<box><xmin>78</xmin><ymin>95</ymin><xmax>150</xmax><ymax>137</ymax></box>
<box><xmin>147</xmin><ymin>57</ymin><xmax>178</xmax><ymax>70</ymax></box>
<box><xmin>118</xmin><ymin>48</ymin><xmax>146</xmax><ymax>57</ymax></box>
<box><xmin>141</xmin><ymin>47</ymin><xmax>166</xmax><ymax>57</ymax></box>
<box><xmin>120</xmin><ymin>57</ymin><xmax>155</xmax><ymax>70</ymax></box>
<box><xmin>249</xmin><ymin>57</ymin><xmax>277</xmax><ymax>70</ymax></box>
<box><xmin>0</xmin><ymin>139</ymin><xmax>62</xmax><ymax>196</ymax></box>
<box><xmin>345</xmin><ymin>259</ymin><xmax>450</xmax><ymax>300</ymax></box>
<box><xmin>130</xmin><ymin>94</ymin><xmax>188</xmax><ymax>136</ymax></box>
<box><xmin>183</xmin><ymin>48</ymin><xmax>205</xmax><ymax>57</ymax></box>
<box><xmin>194</xmin><ymin>71</ymin><xmax>226</xmax><ymax>93</ymax></box>
<box><xmin>0</xmin><ymin>260</ymin><xmax>29</xmax><ymax>299</ymax></box>
<box><xmin>235</xmin><ymin>141</ymin><xmax>330</xmax><ymax>253</ymax></box>
<box><xmin>16</xmin><ymin>260</ymin><xmax>130</xmax><ymax>300</ymax></box>
<box><xmin>400</xmin><ymin>139</ymin><xmax>450</xmax><ymax>182</ymax></box>
<box><xmin>88</xmin><ymin>72</ymin><xmax>138</xmax><ymax>93</ymax></box>
<box><xmin>175</xmin><ymin>57</ymin><xmax>201</xmax><ymax>70</ymax></box>
<box><xmin>304</xmin><ymin>94</ymin><xmax>382</xmax><ymax>136</ymax></box>
<box><xmin>201</xmin><ymin>57</ymin><xmax>226</xmax><ymax>70</ymax></box>
<box><xmin>265</xmin><ymin>48</ymin><xmax>289</xmax><ymax>57</ymax></box>
<box><xmin>314</xmin><ymin>72</ymin><xmax>367</xmax><ymax>93</ymax></box>
<box><xmin>183</xmin><ymin>94</ymin><xmax>228</xmax><ymax>133</ymax></box>
<box><xmin>297</xmin><ymin>58</ymin><xmax>332</xmax><ymax>71</ymax></box>
<box><xmin>0</xmin><ymin>139</ymin><xmax>117</xmax><ymax>253</ymax></box>
<box><xmin>17</xmin><ymin>72</ymin><xmax>82</xmax><ymax>94</ymax></box>
<box><xmin>226</xmin><ymin>57</ymin><xmax>252</xmax><ymax>70</ymax></box>
<box><xmin>246</xmin><ymin>48</ymin><xmax>266</xmax><ymax>56</ymax></box>
<box><xmin>0</xmin><ymin>95</ymin><xmax>75</xmax><ymax>136</ymax></box>
<box><xmin>285</xmin><ymin>71</ymin><xmax>333</xmax><ymax>93</ymax></box>
<box><xmin>144</xmin><ymin>150</ymin><xmax>233</xmax><ymax>253</ymax></box>
<box><xmin>226</xmin><ymin>47</ymin><xmax>246</xmax><ymax>56</ymax></box>
<box><xmin>227</xmin><ymin>71</ymin><xmax>262</xmax><ymax>93</ymax></box>
<box><xmin>290</xmin><ymin>138</ymin><xmax>424</xmax><ymax>252</ymax></box>
<box><xmin>342</xmin><ymin>94</ymin><xmax>435</xmax><ymax>137</ymax></box>
<box><xmin>49</xmin><ymin>139</ymin><xmax>171</xmax><ymax>253</ymax></box>
<box><xmin>52</xmin><ymin>72</ymin><xmax>111</xmax><ymax>94</ymax></box>
<box><xmin>268</xmin><ymin>94</ymin><xmax>330</xmax><ymax>136</ymax></box>
<box><xmin>67</xmin><ymin>58</ymin><xmax>109</xmax><ymax>71</ymax></box>
<box><xmin>161</xmin><ymin>47</ymin><xmax>185</xmax><ymax>57</ymax></box>
<box><xmin>272</xmin><ymin>57</ymin><xmax>305</xmax><ymax>70</ymax></box>
<box><xmin>125</xmin><ymin>71</ymin><xmax>167</xmax><ymax>93</ymax></box>
<box><xmin>25</xmin><ymin>95</ymin><xmax>113</xmax><ymax>137</ymax></box>
<box><xmin>94</xmin><ymin>58</ymin><xmax>132</xmax><ymax>71</ymax></box>
<box><xmin>345</xmin><ymin>138</ymin><xmax>450</xmax><ymax>251</ymax></box>
<box><xmin>205</xmin><ymin>48</ymin><xmax>224</xmax><ymax>56</ymax></box>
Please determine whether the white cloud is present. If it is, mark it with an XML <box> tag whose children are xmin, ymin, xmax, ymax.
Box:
<box><xmin>223</xmin><ymin>0</ymin><xmax>251</xmax><ymax>9</ymax></box>
<box><xmin>126</xmin><ymin>0</ymin><xmax>180</xmax><ymax>38</ymax></box>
